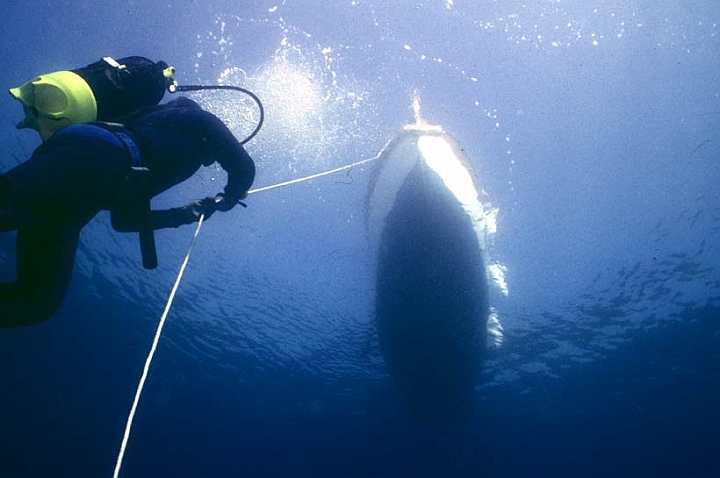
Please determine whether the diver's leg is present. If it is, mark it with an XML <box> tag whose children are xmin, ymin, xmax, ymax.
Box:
<box><xmin>0</xmin><ymin>205</ymin><xmax>20</xmax><ymax>232</ymax></box>
<box><xmin>0</xmin><ymin>173</ymin><xmax>10</xmax><ymax>200</ymax></box>
<box><xmin>0</xmin><ymin>174</ymin><xmax>18</xmax><ymax>232</ymax></box>
<box><xmin>0</xmin><ymin>224</ymin><xmax>80</xmax><ymax>327</ymax></box>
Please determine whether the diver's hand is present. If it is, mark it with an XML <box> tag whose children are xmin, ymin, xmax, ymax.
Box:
<box><xmin>213</xmin><ymin>193</ymin><xmax>243</xmax><ymax>212</ymax></box>
<box><xmin>186</xmin><ymin>197</ymin><xmax>219</xmax><ymax>222</ymax></box>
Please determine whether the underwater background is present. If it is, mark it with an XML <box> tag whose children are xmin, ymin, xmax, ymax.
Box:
<box><xmin>1</xmin><ymin>1</ymin><xmax>719</xmax><ymax>477</ymax></box>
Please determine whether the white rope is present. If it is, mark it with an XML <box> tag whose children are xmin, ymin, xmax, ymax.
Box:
<box><xmin>247</xmin><ymin>154</ymin><xmax>380</xmax><ymax>195</ymax></box>
<box><xmin>113</xmin><ymin>214</ymin><xmax>205</xmax><ymax>478</ymax></box>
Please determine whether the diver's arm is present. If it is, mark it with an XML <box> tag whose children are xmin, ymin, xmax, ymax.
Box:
<box><xmin>205</xmin><ymin>116</ymin><xmax>256</xmax><ymax>200</ymax></box>
<box><xmin>110</xmin><ymin>205</ymin><xmax>193</xmax><ymax>232</ymax></box>
<box><xmin>110</xmin><ymin>199</ymin><xmax>217</xmax><ymax>233</ymax></box>
<box><xmin>220</xmin><ymin>144</ymin><xmax>256</xmax><ymax>200</ymax></box>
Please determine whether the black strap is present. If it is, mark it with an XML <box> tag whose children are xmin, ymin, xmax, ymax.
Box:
<box><xmin>137</xmin><ymin>199</ymin><xmax>158</xmax><ymax>270</ymax></box>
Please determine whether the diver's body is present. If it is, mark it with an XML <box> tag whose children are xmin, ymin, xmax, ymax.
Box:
<box><xmin>0</xmin><ymin>97</ymin><xmax>255</xmax><ymax>327</ymax></box>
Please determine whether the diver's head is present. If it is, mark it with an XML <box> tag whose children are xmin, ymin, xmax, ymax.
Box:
<box><xmin>9</xmin><ymin>70</ymin><xmax>97</xmax><ymax>141</ymax></box>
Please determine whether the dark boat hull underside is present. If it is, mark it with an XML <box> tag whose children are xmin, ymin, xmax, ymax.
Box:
<box><xmin>376</xmin><ymin>158</ymin><xmax>490</xmax><ymax>420</ymax></box>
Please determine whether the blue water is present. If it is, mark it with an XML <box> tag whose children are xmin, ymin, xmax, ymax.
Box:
<box><xmin>2</xmin><ymin>1</ymin><xmax>720</xmax><ymax>477</ymax></box>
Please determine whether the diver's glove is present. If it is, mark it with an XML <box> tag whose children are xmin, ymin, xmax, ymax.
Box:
<box><xmin>180</xmin><ymin>193</ymin><xmax>246</xmax><ymax>225</ymax></box>
<box><xmin>112</xmin><ymin>196</ymin><xmax>226</xmax><ymax>232</ymax></box>
<box><xmin>213</xmin><ymin>192</ymin><xmax>247</xmax><ymax>212</ymax></box>
<box><xmin>185</xmin><ymin>197</ymin><xmax>220</xmax><ymax>222</ymax></box>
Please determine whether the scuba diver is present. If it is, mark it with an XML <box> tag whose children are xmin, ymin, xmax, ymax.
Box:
<box><xmin>0</xmin><ymin>56</ymin><xmax>257</xmax><ymax>328</ymax></box>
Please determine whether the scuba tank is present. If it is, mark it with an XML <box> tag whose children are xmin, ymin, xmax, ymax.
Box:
<box><xmin>70</xmin><ymin>56</ymin><xmax>265</xmax><ymax>143</ymax></box>
<box><xmin>9</xmin><ymin>56</ymin><xmax>176</xmax><ymax>140</ymax></box>
<box><xmin>72</xmin><ymin>56</ymin><xmax>176</xmax><ymax>121</ymax></box>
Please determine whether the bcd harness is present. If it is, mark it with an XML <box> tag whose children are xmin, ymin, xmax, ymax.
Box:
<box><xmin>53</xmin><ymin>122</ymin><xmax>158</xmax><ymax>269</ymax></box>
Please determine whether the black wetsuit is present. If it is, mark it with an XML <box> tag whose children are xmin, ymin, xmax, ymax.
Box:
<box><xmin>0</xmin><ymin>97</ymin><xmax>255</xmax><ymax>327</ymax></box>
